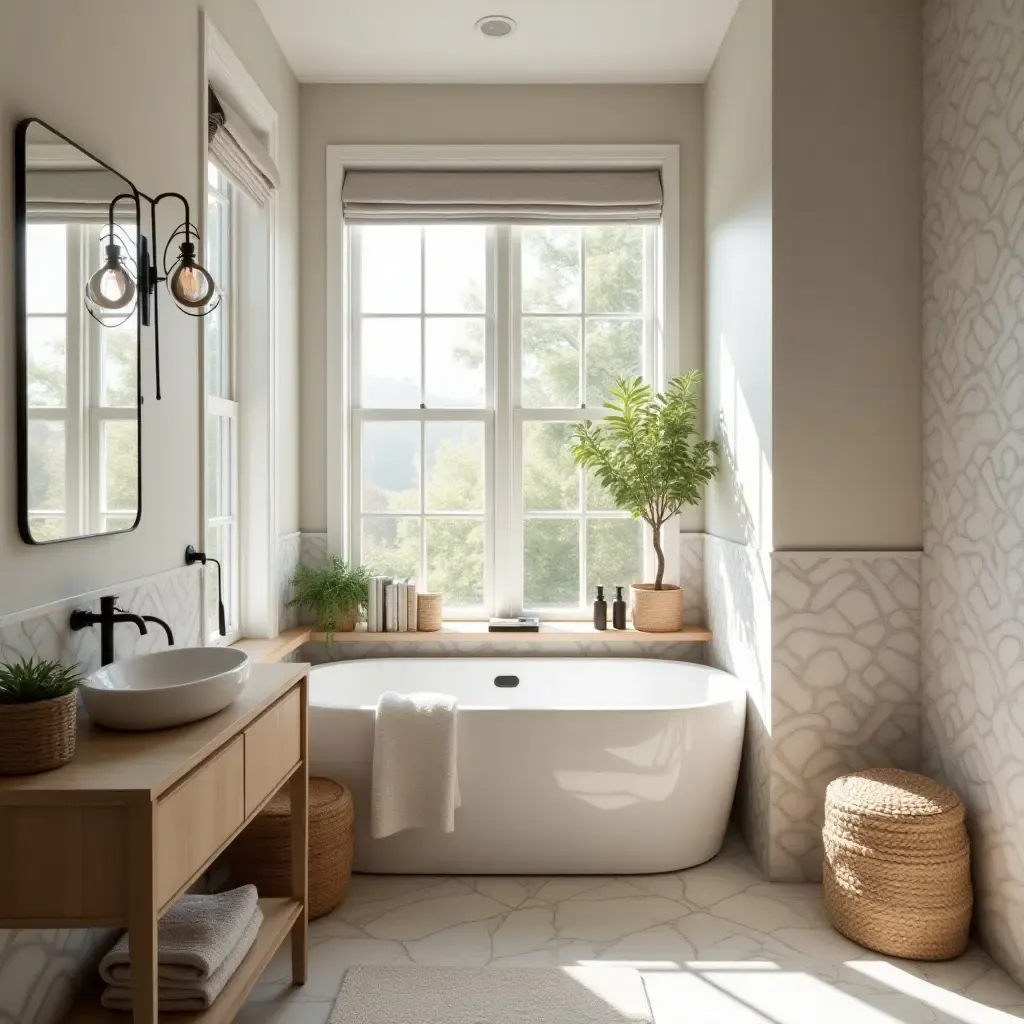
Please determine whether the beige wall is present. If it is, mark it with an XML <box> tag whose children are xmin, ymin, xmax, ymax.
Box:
<box><xmin>704</xmin><ymin>0</ymin><xmax>773</xmax><ymax>552</ymax></box>
<box><xmin>298</xmin><ymin>84</ymin><xmax>705</xmax><ymax>533</ymax></box>
<box><xmin>0</xmin><ymin>0</ymin><xmax>299</xmax><ymax>615</ymax></box>
<box><xmin>772</xmin><ymin>0</ymin><xmax>922</xmax><ymax>551</ymax></box>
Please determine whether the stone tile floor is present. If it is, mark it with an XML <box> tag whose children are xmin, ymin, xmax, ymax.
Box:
<box><xmin>238</xmin><ymin>834</ymin><xmax>1024</xmax><ymax>1023</ymax></box>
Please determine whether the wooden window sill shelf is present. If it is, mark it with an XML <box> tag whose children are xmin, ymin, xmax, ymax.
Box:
<box><xmin>309</xmin><ymin>622</ymin><xmax>712</xmax><ymax>643</ymax></box>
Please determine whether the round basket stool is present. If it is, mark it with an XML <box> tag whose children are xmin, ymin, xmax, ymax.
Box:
<box><xmin>823</xmin><ymin>768</ymin><xmax>972</xmax><ymax>960</ymax></box>
<box><xmin>229</xmin><ymin>778</ymin><xmax>354</xmax><ymax>920</ymax></box>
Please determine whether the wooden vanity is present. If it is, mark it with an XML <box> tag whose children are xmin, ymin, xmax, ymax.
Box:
<box><xmin>0</xmin><ymin>662</ymin><xmax>310</xmax><ymax>1024</ymax></box>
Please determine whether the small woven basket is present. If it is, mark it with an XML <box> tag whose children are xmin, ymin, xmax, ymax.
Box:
<box><xmin>823</xmin><ymin>768</ymin><xmax>972</xmax><ymax>960</ymax></box>
<box><xmin>630</xmin><ymin>584</ymin><xmax>684</xmax><ymax>632</ymax></box>
<box><xmin>417</xmin><ymin>592</ymin><xmax>443</xmax><ymax>632</ymax></box>
<box><xmin>230</xmin><ymin>778</ymin><xmax>354</xmax><ymax>920</ymax></box>
<box><xmin>0</xmin><ymin>692</ymin><xmax>77</xmax><ymax>775</ymax></box>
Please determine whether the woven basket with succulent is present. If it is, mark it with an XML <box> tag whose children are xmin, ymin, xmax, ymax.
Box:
<box><xmin>0</xmin><ymin>657</ymin><xmax>82</xmax><ymax>775</ymax></box>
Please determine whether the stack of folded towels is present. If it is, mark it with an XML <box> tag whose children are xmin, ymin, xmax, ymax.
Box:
<box><xmin>99</xmin><ymin>885</ymin><xmax>262</xmax><ymax>1012</ymax></box>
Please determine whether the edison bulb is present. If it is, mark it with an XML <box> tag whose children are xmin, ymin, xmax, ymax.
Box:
<box><xmin>168</xmin><ymin>243</ymin><xmax>216</xmax><ymax>308</ymax></box>
<box><xmin>86</xmin><ymin>246</ymin><xmax>136</xmax><ymax>310</ymax></box>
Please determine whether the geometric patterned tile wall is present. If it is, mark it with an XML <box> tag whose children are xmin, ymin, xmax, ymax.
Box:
<box><xmin>771</xmin><ymin>553</ymin><xmax>921</xmax><ymax>880</ymax></box>
<box><xmin>0</xmin><ymin>565</ymin><xmax>202</xmax><ymax>1024</ymax></box>
<box><xmin>923</xmin><ymin>0</ymin><xmax>1024</xmax><ymax>986</ymax></box>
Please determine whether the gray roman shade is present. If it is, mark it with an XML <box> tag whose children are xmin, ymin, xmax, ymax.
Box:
<box><xmin>341</xmin><ymin>170</ymin><xmax>663</xmax><ymax>224</ymax></box>
<box><xmin>208</xmin><ymin>86</ymin><xmax>280</xmax><ymax>207</ymax></box>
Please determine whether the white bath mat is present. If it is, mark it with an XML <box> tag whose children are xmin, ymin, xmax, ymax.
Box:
<box><xmin>329</xmin><ymin>965</ymin><xmax>654</xmax><ymax>1024</ymax></box>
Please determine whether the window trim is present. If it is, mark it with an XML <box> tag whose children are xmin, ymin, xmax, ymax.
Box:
<box><xmin>326</xmin><ymin>145</ymin><xmax>683</xmax><ymax>616</ymax></box>
<box><xmin>201</xmin><ymin>13</ymin><xmax>280</xmax><ymax>644</ymax></box>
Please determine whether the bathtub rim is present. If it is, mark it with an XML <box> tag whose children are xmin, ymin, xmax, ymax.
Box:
<box><xmin>308</xmin><ymin>656</ymin><xmax>745</xmax><ymax>714</ymax></box>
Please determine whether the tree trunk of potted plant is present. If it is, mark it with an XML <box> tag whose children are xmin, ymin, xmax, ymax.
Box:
<box><xmin>630</xmin><ymin>520</ymin><xmax>684</xmax><ymax>633</ymax></box>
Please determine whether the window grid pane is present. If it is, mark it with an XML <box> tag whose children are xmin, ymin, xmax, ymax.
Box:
<box><xmin>351</xmin><ymin>222</ymin><xmax>655</xmax><ymax>618</ymax></box>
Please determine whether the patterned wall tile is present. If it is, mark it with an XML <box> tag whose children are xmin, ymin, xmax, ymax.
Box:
<box><xmin>300</xmin><ymin>532</ymin><xmax>328</xmax><ymax>571</ymax></box>
<box><xmin>771</xmin><ymin>553</ymin><xmax>921</xmax><ymax>881</ymax></box>
<box><xmin>923</xmin><ymin>0</ymin><xmax>1024</xmax><ymax>986</ymax></box>
<box><xmin>705</xmin><ymin>535</ymin><xmax>773</xmax><ymax>875</ymax></box>
<box><xmin>278</xmin><ymin>531</ymin><xmax>302</xmax><ymax>629</ymax></box>
<box><xmin>679</xmin><ymin>532</ymin><xmax>707</xmax><ymax>626</ymax></box>
<box><xmin>0</xmin><ymin>565</ymin><xmax>202</xmax><ymax>1024</ymax></box>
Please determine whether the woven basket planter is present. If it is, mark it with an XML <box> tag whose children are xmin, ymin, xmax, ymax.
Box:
<box><xmin>823</xmin><ymin>768</ymin><xmax>972</xmax><ymax>960</ymax></box>
<box><xmin>230</xmin><ymin>778</ymin><xmax>353</xmax><ymax>920</ymax></box>
<box><xmin>0</xmin><ymin>692</ymin><xmax>77</xmax><ymax>775</ymax></box>
<box><xmin>630</xmin><ymin>584</ymin><xmax>683</xmax><ymax>632</ymax></box>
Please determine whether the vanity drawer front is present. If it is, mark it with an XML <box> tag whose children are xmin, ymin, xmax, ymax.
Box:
<box><xmin>155</xmin><ymin>736</ymin><xmax>244</xmax><ymax>907</ymax></box>
<box><xmin>244</xmin><ymin>688</ymin><xmax>301</xmax><ymax>815</ymax></box>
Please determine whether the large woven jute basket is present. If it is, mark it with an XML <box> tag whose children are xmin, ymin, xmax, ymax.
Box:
<box><xmin>823</xmin><ymin>767</ymin><xmax>972</xmax><ymax>960</ymax></box>
<box><xmin>417</xmin><ymin>592</ymin><xmax>443</xmax><ymax>632</ymax></box>
<box><xmin>230</xmin><ymin>778</ymin><xmax>354</xmax><ymax>920</ymax></box>
<box><xmin>630</xmin><ymin>584</ymin><xmax>684</xmax><ymax>632</ymax></box>
<box><xmin>0</xmin><ymin>692</ymin><xmax>77</xmax><ymax>775</ymax></box>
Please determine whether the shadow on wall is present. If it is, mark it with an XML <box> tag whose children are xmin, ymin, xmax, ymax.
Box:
<box><xmin>706</xmin><ymin>405</ymin><xmax>773</xmax><ymax>876</ymax></box>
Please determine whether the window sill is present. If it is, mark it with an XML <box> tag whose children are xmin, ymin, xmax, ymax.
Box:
<box><xmin>232</xmin><ymin>627</ymin><xmax>311</xmax><ymax>664</ymax></box>
<box><xmin>310</xmin><ymin>622</ymin><xmax>712</xmax><ymax>643</ymax></box>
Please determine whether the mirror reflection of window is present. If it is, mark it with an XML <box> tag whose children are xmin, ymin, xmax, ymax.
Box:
<box><xmin>24</xmin><ymin>219</ymin><xmax>138</xmax><ymax>540</ymax></box>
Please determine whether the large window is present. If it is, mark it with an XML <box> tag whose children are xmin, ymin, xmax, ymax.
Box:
<box><xmin>349</xmin><ymin>223</ymin><xmax>658</xmax><ymax>618</ymax></box>
<box><xmin>24</xmin><ymin>222</ymin><xmax>138</xmax><ymax>540</ymax></box>
<box><xmin>205</xmin><ymin>162</ymin><xmax>240</xmax><ymax>640</ymax></box>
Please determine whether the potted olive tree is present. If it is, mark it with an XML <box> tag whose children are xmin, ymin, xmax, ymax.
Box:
<box><xmin>290</xmin><ymin>556</ymin><xmax>371</xmax><ymax>643</ymax></box>
<box><xmin>570</xmin><ymin>372</ymin><xmax>718</xmax><ymax>632</ymax></box>
<box><xmin>0</xmin><ymin>657</ymin><xmax>82</xmax><ymax>774</ymax></box>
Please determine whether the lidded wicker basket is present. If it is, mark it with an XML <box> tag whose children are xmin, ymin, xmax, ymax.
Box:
<box><xmin>0</xmin><ymin>692</ymin><xmax>77</xmax><ymax>775</ymax></box>
<box><xmin>823</xmin><ymin>767</ymin><xmax>972</xmax><ymax>960</ymax></box>
<box><xmin>229</xmin><ymin>778</ymin><xmax>354</xmax><ymax>920</ymax></box>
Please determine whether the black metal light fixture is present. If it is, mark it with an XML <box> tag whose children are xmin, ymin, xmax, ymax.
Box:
<box><xmin>86</xmin><ymin>191</ymin><xmax>220</xmax><ymax>401</ymax></box>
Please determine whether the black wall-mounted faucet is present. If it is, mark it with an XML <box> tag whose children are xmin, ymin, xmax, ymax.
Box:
<box><xmin>70</xmin><ymin>596</ymin><xmax>148</xmax><ymax>667</ymax></box>
<box><xmin>185</xmin><ymin>545</ymin><xmax>226</xmax><ymax>636</ymax></box>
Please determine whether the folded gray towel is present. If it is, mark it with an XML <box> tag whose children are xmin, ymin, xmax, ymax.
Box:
<box><xmin>99</xmin><ymin>885</ymin><xmax>258</xmax><ymax>986</ymax></box>
<box><xmin>100</xmin><ymin>905</ymin><xmax>262</xmax><ymax>1012</ymax></box>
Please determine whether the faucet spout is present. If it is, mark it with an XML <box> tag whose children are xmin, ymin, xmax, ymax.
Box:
<box><xmin>141</xmin><ymin>615</ymin><xmax>174</xmax><ymax>647</ymax></box>
<box><xmin>113</xmin><ymin>610</ymin><xmax>149</xmax><ymax>636</ymax></box>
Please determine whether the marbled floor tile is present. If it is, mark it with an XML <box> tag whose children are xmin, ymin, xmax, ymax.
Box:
<box><xmin>240</xmin><ymin>836</ymin><xmax>1024</xmax><ymax>1023</ymax></box>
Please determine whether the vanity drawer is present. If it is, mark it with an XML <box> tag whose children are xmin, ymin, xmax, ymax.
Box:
<box><xmin>154</xmin><ymin>736</ymin><xmax>245</xmax><ymax>907</ymax></box>
<box><xmin>244</xmin><ymin>687</ymin><xmax>301</xmax><ymax>815</ymax></box>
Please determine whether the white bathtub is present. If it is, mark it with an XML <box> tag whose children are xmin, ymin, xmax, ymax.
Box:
<box><xmin>309</xmin><ymin>657</ymin><xmax>745</xmax><ymax>875</ymax></box>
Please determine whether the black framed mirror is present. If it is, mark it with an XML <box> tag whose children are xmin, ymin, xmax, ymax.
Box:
<box><xmin>15</xmin><ymin>118</ymin><xmax>143</xmax><ymax>545</ymax></box>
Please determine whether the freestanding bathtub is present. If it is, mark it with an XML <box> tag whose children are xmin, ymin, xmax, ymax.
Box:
<box><xmin>309</xmin><ymin>657</ymin><xmax>745</xmax><ymax>875</ymax></box>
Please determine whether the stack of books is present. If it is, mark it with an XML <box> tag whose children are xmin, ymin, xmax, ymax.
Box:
<box><xmin>366</xmin><ymin>577</ymin><xmax>419</xmax><ymax>632</ymax></box>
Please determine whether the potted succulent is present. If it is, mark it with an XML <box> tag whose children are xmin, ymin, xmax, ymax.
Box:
<box><xmin>290</xmin><ymin>556</ymin><xmax>371</xmax><ymax>643</ymax></box>
<box><xmin>570</xmin><ymin>372</ymin><xmax>719</xmax><ymax>632</ymax></box>
<box><xmin>0</xmin><ymin>657</ymin><xmax>82</xmax><ymax>774</ymax></box>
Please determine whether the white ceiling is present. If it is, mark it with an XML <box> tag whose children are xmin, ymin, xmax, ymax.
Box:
<box><xmin>255</xmin><ymin>0</ymin><xmax>742</xmax><ymax>84</ymax></box>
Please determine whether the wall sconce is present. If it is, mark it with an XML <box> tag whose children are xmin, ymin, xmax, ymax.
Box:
<box><xmin>84</xmin><ymin>191</ymin><xmax>219</xmax><ymax>400</ymax></box>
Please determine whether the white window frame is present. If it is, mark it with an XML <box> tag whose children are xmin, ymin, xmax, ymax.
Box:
<box><xmin>204</xmin><ymin>164</ymin><xmax>241</xmax><ymax>642</ymax></box>
<box><xmin>200</xmin><ymin>14</ymin><xmax>280</xmax><ymax>643</ymax></box>
<box><xmin>326</xmin><ymin>145</ymin><xmax>682</xmax><ymax>619</ymax></box>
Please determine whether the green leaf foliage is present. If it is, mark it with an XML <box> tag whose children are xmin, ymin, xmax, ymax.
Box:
<box><xmin>570</xmin><ymin>372</ymin><xmax>719</xmax><ymax>586</ymax></box>
<box><xmin>0</xmin><ymin>657</ymin><xmax>83</xmax><ymax>704</ymax></box>
<box><xmin>290</xmin><ymin>556</ymin><xmax>371</xmax><ymax>640</ymax></box>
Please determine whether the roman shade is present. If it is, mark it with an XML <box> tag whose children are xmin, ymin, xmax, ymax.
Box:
<box><xmin>208</xmin><ymin>86</ymin><xmax>280</xmax><ymax>207</ymax></box>
<box><xmin>341</xmin><ymin>170</ymin><xmax>663</xmax><ymax>224</ymax></box>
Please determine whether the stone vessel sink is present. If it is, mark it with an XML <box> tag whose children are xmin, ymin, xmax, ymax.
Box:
<box><xmin>80</xmin><ymin>647</ymin><xmax>251</xmax><ymax>731</ymax></box>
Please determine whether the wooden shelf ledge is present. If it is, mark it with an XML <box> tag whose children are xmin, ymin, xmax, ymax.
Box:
<box><xmin>232</xmin><ymin>627</ymin><xmax>311</xmax><ymax>664</ymax></box>
<box><xmin>309</xmin><ymin>622</ymin><xmax>712</xmax><ymax>643</ymax></box>
<box><xmin>65</xmin><ymin>897</ymin><xmax>302</xmax><ymax>1024</ymax></box>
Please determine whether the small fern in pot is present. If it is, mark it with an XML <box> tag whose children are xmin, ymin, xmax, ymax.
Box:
<box><xmin>0</xmin><ymin>657</ymin><xmax>82</xmax><ymax>775</ymax></box>
<box><xmin>291</xmin><ymin>556</ymin><xmax>371</xmax><ymax>642</ymax></box>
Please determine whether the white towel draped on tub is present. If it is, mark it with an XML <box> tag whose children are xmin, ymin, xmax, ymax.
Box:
<box><xmin>371</xmin><ymin>691</ymin><xmax>461</xmax><ymax>837</ymax></box>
